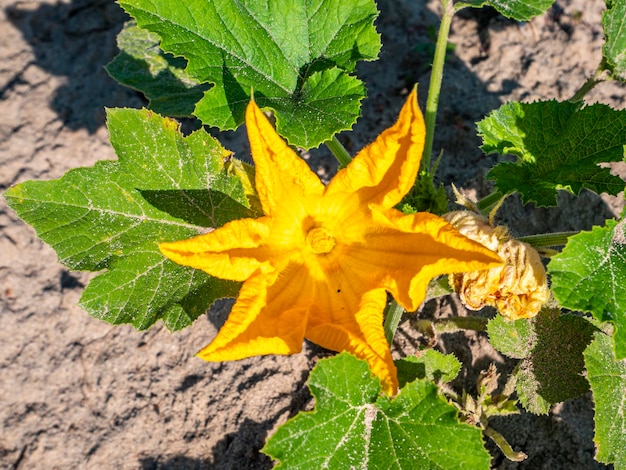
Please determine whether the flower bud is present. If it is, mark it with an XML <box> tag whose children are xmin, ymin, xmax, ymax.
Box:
<box><xmin>444</xmin><ymin>211</ymin><xmax>549</xmax><ymax>320</ymax></box>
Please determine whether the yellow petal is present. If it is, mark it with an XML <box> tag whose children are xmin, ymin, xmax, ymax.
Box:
<box><xmin>304</xmin><ymin>264</ymin><xmax>398</xmax><ymax>395</ymax></box>
<box><xmin>159</xmin><ymin>217</ymin><xmax>274</xmax><ymax>281</ymax></box>
<box><xmin>345</xmin><ymin>208</ymin><xmax>503</xmax><ymax>312</ymax></box>
<box><xmin>326</xmin><ymin>87</ymin><xmax>425</xmax><ymax>209</ymax></box>
<box><xmin>197</xmin><ymin>264</ymin><xmax>311</xmax><ymax>360</ymax></box>
<box><xmin>307</xmin><ymin>288</ymin><xmax>398</xmax><ymax>395</ymax></box>
<box><xmin>246</xmin><ymin>100</ymin><xmax>324</xmax><ymax>217</ymax></box>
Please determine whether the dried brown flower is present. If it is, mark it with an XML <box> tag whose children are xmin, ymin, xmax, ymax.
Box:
<box><xmin>444</xmin><ymin>211</ymin><xmax>549</xmax><ymax>320</ymax></box>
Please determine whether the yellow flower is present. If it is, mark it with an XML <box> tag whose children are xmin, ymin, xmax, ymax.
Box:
<box><xmin>444</xmin><ymin>210</ymin><xmax>549</xmax><ymax>320</ymax></box>
<box><xmin>159</xmin><ymin>89</ymin><xmax>502</xmax><ymax>394</ymax></box>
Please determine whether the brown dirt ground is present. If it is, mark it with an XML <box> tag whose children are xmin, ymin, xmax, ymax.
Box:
<box><xmin>1</xmin><ymin>0</ymin><xmax>624</xmax><ymax>468</ymax></box>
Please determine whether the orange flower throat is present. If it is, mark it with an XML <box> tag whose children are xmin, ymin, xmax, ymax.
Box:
<box><xmin>306</xmin><ymin>226</ymin><xmax>336</xmax><ymax>255</ymax></box>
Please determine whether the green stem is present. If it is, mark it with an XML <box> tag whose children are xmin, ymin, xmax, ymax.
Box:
<box><xmin>422</xmin><ymin>0</ymin><xmax>455</xmax><ymax>171</ymax></box>
<box><xmin>483</xmin><ymin>427</ymin><xmax>527</xmax><ymax>462</ymax></box>
<box><xmin>325</xmin><ymin>136</ymin><xmax>352</xmax><ymax>167</ymax></box>
<box><xmin>383</xmin><ymin>300</ymin><xmax>405</xmax><ymax>345</ymax></box>
<box><xmin>569</xmin><ymin>58</ymin><xmax>611</xmax><ymax>103</ymax></box>
<box><xmin>476</xmin><ymin>191</ymin><xmax>504</xmax><ymax>214</ymax></box>
<box><xmin>414</xmin><ymin>316</ymin><xmax>489</xmax><ymax>335</ymax></box>
<box><xmin>518</xmin><ymin>231</ymin><xmax>577</xmax><ymax>248</ymax></box>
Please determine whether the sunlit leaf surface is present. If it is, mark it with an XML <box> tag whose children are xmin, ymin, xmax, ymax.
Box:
<box><xmin>263</xmin><ymin>353</ymin><xmax>490</xmax><ymax>469</ymax></box>
<box><xmin>5</xmin><ymin>109</ymin><xmax>256</xmax><ymax>331</ymax></box>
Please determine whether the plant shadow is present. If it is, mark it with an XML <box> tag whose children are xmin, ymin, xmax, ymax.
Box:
<box><xmin>4</xmin><ymin>0</ymin><xmax>137</xmax><ymax>133</ymax></box>
<box><xmin>138</xmin><ymin>362</ymin><xmax>313</xmax><ymax>470</ymax></box>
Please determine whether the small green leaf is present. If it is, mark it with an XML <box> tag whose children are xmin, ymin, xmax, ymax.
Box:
<box><xmin>402</xmin><ymin>169</ymin><xmax>449</xmax><ymax>215</ymax></box>
<box><xmin>479</xmin><ymin>101</ymin><xmax>626</xmax><ymax>206</ymax></box>
<box><xmin>603</xmin><ymin>0</ymin><xmax>626</xmax><ymax>81</ymax></box>
<box><xmin>584</xmin><ymin>331</ymin><xmax>626</xmax><ymax>469</ymax></box>
<box><xmin>117</xmin><ymin>0</ymin><xmax>381</xmax><ymax>149</ymax></box>
<box><xmin>487</xmin><ymin>314</ymin><xmax>534</xmax><ymax>359</ymax></box>
<box><xmin>5</xmin><ymin>108</ymin><xmax>256</xmax><ymax>331</ymax></box>
<box><xmin>488</xmin><ymin>308</ymin><xmax>596</xmax><ymax>414</ymax></box>
<box><xmin>549</xmin><ymin>220</ymin><xmax>626</xmax><ymax>359</ymax></box>
<box><xmin>264</xmin><ymin>353</ymin><xmax>490</xmax><ymax>469</ymax></box>
<box><xmin>395</xmin><ymin>350</ymin><xmax>461</xmax><ymax>387</ymax></box>
<box><xmin>106</xmin><ymin>21</ymin><xmax>209</xmax><ymax>117</ymax></box>
<box><xmin>455</xmin><ymin>0</ymin><xmax>554</xmax><ymax>21</ymax></box>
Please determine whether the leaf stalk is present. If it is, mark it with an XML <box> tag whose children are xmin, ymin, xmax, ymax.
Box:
<box><xmin>414</xmin><ymin>316</ymin><xmax>489</xmax><ymax>336</ymax></box>
<box><xmin>325</xmin><ymin>136</ymin><xmax>353</xmax><ymax>167</ymax></box>
<box><xmin>422</xmin><ymin>0</ymin><xmax>456</xmax><ymax>171</ymax></box>
<box><xmin>569</xmin><ymin>57</ymin><xmax>613</xmax><ymax>103</ymax></box>
<box><xmin>518</xmin><ymin>231</ymin><xmax>578</xmax><ymax>248</ymax></box>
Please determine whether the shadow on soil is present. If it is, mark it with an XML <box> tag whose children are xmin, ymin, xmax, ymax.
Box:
<box><xmin>139</xmin><ymin>380</ymin><xmax>312</xmax><ymax>470</ymax></box>
<box><xmin>4</xmin><ymin>0</ymin><xmax>136</xmax><ymax>133</ymax></box>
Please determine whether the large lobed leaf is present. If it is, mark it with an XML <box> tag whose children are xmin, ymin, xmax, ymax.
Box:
<box><xmin>263</xmin><ymin>353</ymin><xmax>490</xmax><ymax>469</ymax></box>
<box><xmin>603</xmin><ymin>0</ymin><xmax>626</xmax><ymax>81</ymax></box>
<box><xmin>549</xmin><ymin>220</ymin><xmax>626</xmax><ymax>359</ymax></box>
<box><xmin>455</xmin><ymin>0</ymin><xmax>554</xmax><ymax>21</ymax></box>
<box><xmin>4</xmin><ymin>108</ymin><xmax>258</xmax><ymax>331</ymax></box>
<box><xmin>106</xmin><ymin>21</ymin><xmax>209</xmax><ymax>117</ymax></box>
<box><xmin>584</xmin><ymin>331</ymin><xmax>626</xmax><ymax>469</ymax></box>
<box><xmin>488</xmin><ymin>309</ymin><xmax>596</xmax><ymax>414</ymax></box>
<box><xmin>117</xmin><ymin>0</ymin><xmax>381</xmax><ymax>149</ymax></box>
<box><xmin>479</xmin><ymin>101</ymin><xmax>626</xmax><ymax>207</ymax></box>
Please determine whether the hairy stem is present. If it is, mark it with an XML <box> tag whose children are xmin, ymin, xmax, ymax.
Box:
<box><xmin>518</xmin><ymin>231</ymin><xmax>578</xmax><ymax>248</ymax></box>
<box><xmin>483</xmin><ymin>427</ymin><xmax>527</xmax><ymax>462</ymax></box>
<box><xmin>325</xmin><ymin>136</ymin><xmax>352</xmax><ymax>167</ymax></box>
<box><xmin>422</xmin><ymin>0</ymin><xmax>455</xmax><ymax>171</ymax></box>
<box><xmin>569</xmin><ymin>57</ymin><xmax>612</xmax><ymax>103</ymax></box>
<box><xmin>476</xmin><ymin>191</ymin><xmax>505</xmax><ymax>214</ymax></box>
<box><xmin>414</xmin><ymin>316</ymin><xmax>489</xmax><ymax>335</ymax></box>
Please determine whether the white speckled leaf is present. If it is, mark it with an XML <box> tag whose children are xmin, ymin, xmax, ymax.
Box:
<box><xmin>549</xmin><ymin>220</ymin><xmax>626</xmax><ymax>360</ymax></box>
<box><xmin>456</xmin><ymin>0</ymin><xmax>554</xmax><ymax>21</ymax></box>
<box><xmin>5</xmin><ymin>108</ymin><xmax>256</xmax><ymax>331</ymax></box>
<box><xmin>118</xmin><ymin>0</ymin><xmax>381</xmax><ymax>149</ymax></box>
<box><xmin>584</xmin><ymin>331</ymin><xmax>626</xmax><ymax>469</ymax></box>
<box><xmin>264</xmin><ymin>353</ymin><xmax>490</xmax><ymax>469</ymax></box>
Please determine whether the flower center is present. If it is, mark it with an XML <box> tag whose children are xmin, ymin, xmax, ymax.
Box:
<box><xmin>306</xmin><ymin>226</ymin><xmax>336</xmax><ymax>255</ymax></box>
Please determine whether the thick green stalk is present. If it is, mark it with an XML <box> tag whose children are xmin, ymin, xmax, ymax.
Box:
<box><xmin>476</xmin><ymin>191</ymin><xmax>505</xmax><ymax>214</ymax></box>
<box><xmin>325</xmin><ymin>136</ymin><xmax>352</xmax><ymax>167</ymax></box>
<box><xmin>422</xmin><ymin>0</ymin><xmax>455</xmax><ymax>171</ymax></box>
<box><xmin>518</xmin><ymin>231</ymin><xmax>577</xmax><ymax>248</ymax></box>
<box><xmin>414</xmin><ymin>316</ymin><xmax>489</xmax><ymax>335</ymax></box>
<box><xmin>483</xmin><ymin>427</ymin><xmax>527</xmax><ymax>462</ymax></box>
<box><xmin>569</xmin><ymin>58</ymin><xmax>611</xmax><ymax>103</ymax></box>
<box><xmin>383</xmin><ymin>300</ymin><xmax>405</xmax><ymax>345</ymax></box>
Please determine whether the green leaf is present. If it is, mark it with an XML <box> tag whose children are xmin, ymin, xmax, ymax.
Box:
<box><xmin>549</xmin><ymin>220</ymin><xmax>626</xmax><ymax>359</ymax></box>
<box><xmin>487</xmin><ymin>313</ymin><xmax>534</xmax><ymax>359</ymax></box>
<box><xmin>479</xmin><ymin>101</ymin><xmax>626</xmax><ymax>206</ymax></box>
<box><xmin>117</xmin><ymin>0</ymin><xmax>381</xmax><ymax>149</ymax></box>
<box><xmin>584</xmin><ymin>331</ymin><xmax>626</xmax><ymax>469</ymax></box>
<box><xmin>488</xmin><ymin>308</ymin><xmax>597</xmax><ymax>414</ymax></box>
<box><xmin>106</xmin><ymin>21</ymin><xmax>209</xmax><ymax>117</ymax></box>
<box><xmin>395</xmin><ymin>350</ymin><xmax>461</xmax><ymax>388</ymax></box>
<box><xmin>4</xmin><ymin>108</ymin><xmax>256</xmax><ymax>331</ymax></box>
<box><xmin>264</xmin><ymin>353</ymin><xmax>490</xmax><ymax>469</ymax></box>
<box><xmin>455</xmin><ymin>0</ymin><xmax>554</xmax><ymax>21</ymax></box>
<box><xmin>603</xmin><ymin>0</ymin><xmax>626</xmax><ymax>81</ymax></box>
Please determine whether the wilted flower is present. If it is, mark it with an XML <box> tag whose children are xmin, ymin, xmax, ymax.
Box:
<box><xmin>444</xmin><ymin>210</ymin><xmax>549</xmax><ymax>320</ymax></box>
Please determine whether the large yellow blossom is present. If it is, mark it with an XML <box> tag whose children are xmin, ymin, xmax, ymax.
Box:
<box><xmin>159</xmin><ymin>89</ymin><xmax>502</xmax><ymax>394</ymax></box>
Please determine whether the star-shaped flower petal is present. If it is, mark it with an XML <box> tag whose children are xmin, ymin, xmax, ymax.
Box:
<box><xmin>159</xmin><ymin>89</ymin><xmax>502</xmax><ymax>394</ymax></box>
